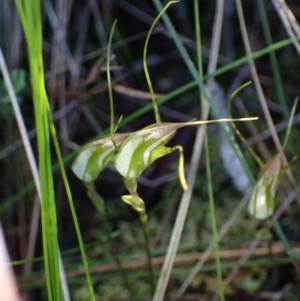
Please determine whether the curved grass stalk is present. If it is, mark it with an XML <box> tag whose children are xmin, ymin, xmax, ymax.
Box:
<box><xmin>143</xmin><ymin>0</ymin><xmax>179</xmax><ymax>123</ymax></box>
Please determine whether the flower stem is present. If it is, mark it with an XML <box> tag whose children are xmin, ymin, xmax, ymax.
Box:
<box><xmin>139</xmin><ymin>211</ymin><xmax>155</xmax><ymax>296</ymax></box>
<box><xmin>84</xmin><ymin>182</ymin><xmax>135</xmax><ymax>300</ymax></box>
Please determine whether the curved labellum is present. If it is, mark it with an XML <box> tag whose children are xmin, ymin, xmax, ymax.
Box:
<box><xmin>122</xmin><ymin>195</ymin><xmax>146</xmax><ymax>214</ymax></box>
<box><xmin>113</xmin><ymin>123</ymin><xmax>179</xmax><ymax>179</ymax></box>
<box><xmin>248</xmin><ymin>155</ymin><xmax>282</xmax><ymax>220</ymax></box>
<box><xmin>72</xmin><ymin>133</ymin><xmax>130</xmax><ymax>182</ymax></box>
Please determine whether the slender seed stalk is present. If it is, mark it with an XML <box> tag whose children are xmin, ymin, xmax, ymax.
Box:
<box><xmin>123</xmin><ymin>177</ymin><xmax>155</xmax><ymax>296</ymax></box>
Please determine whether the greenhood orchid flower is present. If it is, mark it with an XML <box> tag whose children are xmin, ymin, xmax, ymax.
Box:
<box><xmin>248</xmin><ymin>155</ymin><xmax>282</xmax><ymax>220</ymax></box>
<box><xmin>228</xmin><ymin>87</ymin><xmax>298</xmax><ymax>221</ymax></box>
<box><xmin>113</xmin><ymin>119</ymin><xmax>256</xmax><ymax>193</ymax></box>
<box><xmin>111</xmin><ymin>122</ymin><xmax>188</xmax><ymax>224</ymax></box>
<box><xmin>72</xmin><ymin>133</ymin><xmax>130</xmax><ymax>182</ymax></box>
<box><xmin>113</xmin><ymin>122</ymin><xmax>190</xmax><ymax>191</ymax></box>
<box><xmin>247</xmin><ymin>99</ymin><xmax>298</xmax><ymax>220</ymax></box>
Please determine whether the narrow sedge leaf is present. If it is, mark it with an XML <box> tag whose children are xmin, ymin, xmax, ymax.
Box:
<box><xmin>72</xmin><ymin>133</ymin><xmax>129</xmax><ymax>182</ymax></box>
<box><xmin>248</xmin><ymin>155</ymin><xmax>282</xmax><ymax>219</ymax></box>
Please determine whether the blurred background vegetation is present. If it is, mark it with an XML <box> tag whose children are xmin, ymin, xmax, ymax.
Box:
<box><xmin>0</xmin><ymin>0</ymin><xmax>300</xmax><ymax>300</ymax></box>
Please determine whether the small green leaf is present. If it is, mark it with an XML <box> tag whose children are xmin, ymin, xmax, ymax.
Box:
<box><xmin>72</xmin><ymin>133</ymin><xmax>129</xmax><ymax>182</ymax></box>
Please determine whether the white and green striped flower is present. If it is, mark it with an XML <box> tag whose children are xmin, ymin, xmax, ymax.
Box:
<box><xmin>72</xmin><ymin>133</ymin><xmax>130</xmax><ymax>182</ymax></box>
<box><xmin>248</xmin><ymin>155</ymin><xmax>282</xmax><ymax>220</ymax></box>
<box><xmin>113</xmin><ymin>123</ymin><xmax>177</xmax><ymax>177</ymax></box>
<box><xmin>113</xmin><ymin>122</ymin><xmax>189</xmax><ymax>190</ymax></box>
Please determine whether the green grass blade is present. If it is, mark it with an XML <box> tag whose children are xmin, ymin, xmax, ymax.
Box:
<box><xmin>48</xmin><ymin>116</ymin><xmax>95</xmax><ymax>301</ymax></box>
<box><xmin>14</xmin><ymin>1</ymin><xmax>63</xmax><ymax>300</ymax></box>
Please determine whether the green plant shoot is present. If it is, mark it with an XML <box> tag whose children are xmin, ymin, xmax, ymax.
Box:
<box><xmin>229</xmin><ymin>87</ymin><xmax>298</xmax><ymax>220</ymax></box>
